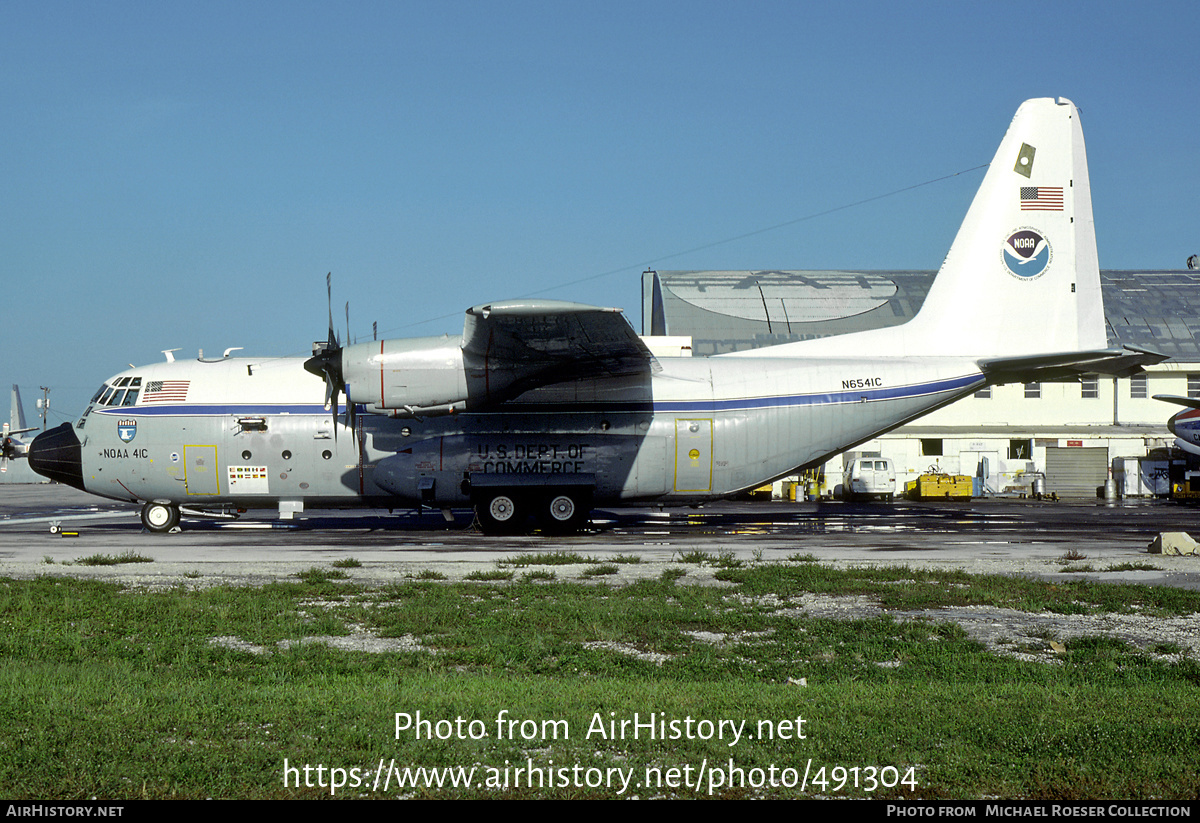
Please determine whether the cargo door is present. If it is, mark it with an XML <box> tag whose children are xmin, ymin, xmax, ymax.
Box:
<box><xmin>674</xmin><ymin>419</ymin><xmax>713</xmax><ymax>493</ymax></box>
<box><xmin>184</xmin><ymin>445</ymin><xmax>220</xmax><ymax>495</ymax></box>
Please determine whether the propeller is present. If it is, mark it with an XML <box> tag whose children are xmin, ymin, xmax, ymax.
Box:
<box><xmin>1</xmin><ymin>422</ymin><xmax>35</xmax><ymax>471</ymax></box>
<box><xmin>303</xmin><ymin>273</ymin><xmax>349</xmax><ymax>439</ymax></box>
<box><xmin>1</xmin><ymin>423</ymin><xmax>16</xmax><ymax>465</ymax></box>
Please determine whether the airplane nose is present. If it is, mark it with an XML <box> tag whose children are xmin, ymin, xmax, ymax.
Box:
<box><xmin>28</xmin><ymin>423</ymin><xmax>85</xmax><ymax>490</ymax></box>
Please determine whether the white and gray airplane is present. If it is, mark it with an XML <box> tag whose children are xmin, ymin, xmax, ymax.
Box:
<box><xmin>1151</xmin><ymin>396</ymin><xmax>1200</xmax><ymax>456</ymax></box>
<box><xmin>27</xmin><ymin>98</ymin><xmax>1160</xmax><ymax>533</ymax></box>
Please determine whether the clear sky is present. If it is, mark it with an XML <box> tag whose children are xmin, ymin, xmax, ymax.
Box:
<box><xmin>4</xmin><ymin>1</ymin><xmax>1198</xmax><ymax>422</ymax></box>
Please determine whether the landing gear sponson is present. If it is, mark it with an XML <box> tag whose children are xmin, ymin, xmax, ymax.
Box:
<box><xmin>469</xmin><ymin>474</ymin><xmax>594</xmax><ymax>535</ymax></box>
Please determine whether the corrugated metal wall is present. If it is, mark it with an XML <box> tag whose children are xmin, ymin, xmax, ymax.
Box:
<box><xmin>1045</xmin><ymin>446</ymin><xmax>1109</xmax><ymax>497</ymax></box>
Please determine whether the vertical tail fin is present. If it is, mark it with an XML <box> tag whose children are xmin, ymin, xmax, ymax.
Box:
<box><xmin>749</xmin><ymin>97</ymin><xmax>1109</xmax><ymax>361</ymax></box>
<box><xmin>10</xmin><ymin>385</ymin><xmax>28</xmax><ymax>431</ymax></box>
<box><xmin>904</xmin><ymin>96</ymin><xmax>1106</xmax><ymax>357</ymax></box>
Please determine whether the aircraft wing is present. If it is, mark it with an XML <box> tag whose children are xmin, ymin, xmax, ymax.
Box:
<box><xmin>1153</xmin><ymin>395</ymin><xmax>1200</xmax><ymax>410</ymax></box>
<box><xmin>461</xmin><ymin>300</ymin><xmax>658</xmax><ymax>389</ymax></box>
<box><xmin>979</xmin><ymin>346</ymin><xmax>1168</xmax><ymax>383</ymax></box>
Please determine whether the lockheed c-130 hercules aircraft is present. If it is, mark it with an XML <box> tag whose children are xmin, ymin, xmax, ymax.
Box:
<box><xmin>26</xmin><ymin>97</ymin><xmax>1161</xmax><ymax>534</ymax></box>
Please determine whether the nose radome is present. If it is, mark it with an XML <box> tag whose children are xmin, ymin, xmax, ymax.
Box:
<box><xmin>28</xmin><ymin>423</ymin><xmax>85</xmax><ymax>490</ymax></box>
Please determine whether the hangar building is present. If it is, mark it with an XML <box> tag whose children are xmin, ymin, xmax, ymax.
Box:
<box><xmin>642</xmin><ymin>269</ymin><xmax>1200</xmax><ymax>498</ymax></box>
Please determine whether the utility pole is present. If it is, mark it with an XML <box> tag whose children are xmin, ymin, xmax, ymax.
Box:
<box><xmin>38</xmin><ymin>386</ymin><xmax>50</xmax><ymax>430</ymax></box>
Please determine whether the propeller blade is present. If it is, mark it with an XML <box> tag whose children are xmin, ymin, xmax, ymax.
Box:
<box><xmin>326</xmin><ymin>272</ymin><xmax>339</xmax><ymax>348</ymax></box>
<box><xmin>306</xmin><ymin>273</ymin><xmax>346</xmax><ymax>441</ymax></box>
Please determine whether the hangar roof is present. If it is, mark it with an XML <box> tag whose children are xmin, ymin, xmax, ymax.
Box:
<box><xmin>642</xmin><ymin>269</ymin><xmax>1200</xmax><ymax>360</ymax></box>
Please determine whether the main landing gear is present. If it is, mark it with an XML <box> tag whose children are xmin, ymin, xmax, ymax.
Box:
<box><xmin>140</xmin><ymin>501</ymin><xmax>180</xmax><ymax>533</ymax></box>
<box><xmin>472</xmin><ymin>488</ymin><xmax>592</xmax><ymax>535</ymax></box>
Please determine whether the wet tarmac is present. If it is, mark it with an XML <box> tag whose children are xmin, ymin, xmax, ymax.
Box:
<box><xmin>1</xmin><ymin>484</ymin><xmax>1198</xmax><ymax>589</ymax></box>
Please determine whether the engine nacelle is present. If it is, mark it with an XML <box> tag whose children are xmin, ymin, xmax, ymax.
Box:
<box><xmin>340</xmin><ymin>336</ymin><xmax>527</xmax><ymax>418</ymax></box>
<box><xmin>339</xmin><ymin>336</ymin><xmax>465</xmax><ymax>417</ymax></box>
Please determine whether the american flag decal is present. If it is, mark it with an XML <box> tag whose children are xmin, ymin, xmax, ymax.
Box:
<box><xmin>143</xmin><ymin>380</ymin><xmax>190</xmax><ymax>402</ymax></box>
<box><xmin>1020</xmin><ymin>186</ymin><xmax>1064</xmax><ymax>211</ymax></box>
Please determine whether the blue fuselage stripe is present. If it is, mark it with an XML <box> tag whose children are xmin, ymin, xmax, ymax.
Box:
<box><xmin>651</xmin><ymin>373</ymin><xmax>982</xmax><ymax>413</ymax></box>
<box><xmin>91</xmin><ymin>373</ymin><xmax>984</xmax><ymax>418</ymax></box>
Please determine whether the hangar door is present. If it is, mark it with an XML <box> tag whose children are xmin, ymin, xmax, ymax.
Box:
<box><xmin>1045</xmin><ymin>446</ymin><xmax>1108</xmax><ymax>497</ymax></box>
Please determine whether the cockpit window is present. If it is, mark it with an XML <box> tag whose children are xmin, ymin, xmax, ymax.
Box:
<box><xmin>92</xmin><ymin>377</ymin><xmax>144</xmax><ymax>406</ymax></box>
<box><xmin>79</xmin><ymin>377</ymin><xmax>144</xmax><ymax>428</ymax></box>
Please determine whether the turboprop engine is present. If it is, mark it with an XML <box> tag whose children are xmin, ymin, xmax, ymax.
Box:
<box><xmin>312</xmin><ymin>335</ymin><xmax>535</xmax><ymax>419</ymax></box>
<box><xmin>341</xmin><ymin>336</ymin><xmax>473</xmax><ymax>417</ymax></box>
<box><xmin>304</xmin><ymin>292</ymin><xmax>648</xmax><ymax>424</ymax></box>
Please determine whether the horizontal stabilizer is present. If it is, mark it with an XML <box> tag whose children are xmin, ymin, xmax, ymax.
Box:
<box><xmin>980</xmin><ymin>346</ymin><xmax>1168</xmax><ymax>383</ymax></box>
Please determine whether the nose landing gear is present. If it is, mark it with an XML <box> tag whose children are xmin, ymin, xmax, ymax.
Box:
<box><xmin>140</xmin><ymin>502</ymin><xmax>180</xmax><ymax>533</ymax></box>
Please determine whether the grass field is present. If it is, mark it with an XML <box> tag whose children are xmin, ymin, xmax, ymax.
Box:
<box><xmin>2</xmin><ymin>555</ymin><xmax>1199</xmax><ymax>799</ymax></box>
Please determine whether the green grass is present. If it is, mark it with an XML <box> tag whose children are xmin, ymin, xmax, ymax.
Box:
<box><xmin>580</xmin><ymin>564</ymin><xmax>619</xmax><ymax>577</ymax></box>
<box><xmin>1</xmin><ymin>565</ymin><xmax>1198</xmax><ymax>799</ymax></box>
<box><xmin>463</xmin><ymin>569</ymin><xmax>514</xmax><ymax>581</ymax></box>
<box><xmin>71</xmin><ymin>551</ymin><xmax>154</xmax><ymax>566</ymax></box>
<box><xmin>295</xmin><ymin>566</ymin><xmax>348</xmax><ymax>583</ymax></box>
<box><xmin>501</xmin><ymin>552</ymin><xmax>597</xmax><ymax>567</ymax></box>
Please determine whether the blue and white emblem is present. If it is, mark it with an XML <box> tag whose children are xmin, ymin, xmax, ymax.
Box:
<box><xmin>1003</xmin><ymin>229</ymin><xmax>1052</xmax><ymax>279</ymax></box>
<box><xmin>117</xmin><ymin>419</ymin><xmax>137</xmax><ymax>443</ymax></box>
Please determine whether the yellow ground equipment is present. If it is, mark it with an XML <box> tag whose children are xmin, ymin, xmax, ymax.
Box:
<box><xmin>907</xmin><ymin>472</ymin><xmax>973</xmax><ymax>500</ymax></box>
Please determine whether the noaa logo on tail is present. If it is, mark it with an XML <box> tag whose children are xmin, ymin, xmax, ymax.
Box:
<box><xmin>1003</xmin><ymin>229</ymin><xmax>1052</xmax><ymax>279</ymax></box>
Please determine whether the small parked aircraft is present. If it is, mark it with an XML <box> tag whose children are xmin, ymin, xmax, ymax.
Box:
<box><xmin>1153</xmin><ymin>396</ymin><xmax>1200</xmax><ymax>456</ymax></box>
<box><xmin>27</xmin><ymin>97</ymin><xmax>1160</xmax><ymax>533</ymax></box>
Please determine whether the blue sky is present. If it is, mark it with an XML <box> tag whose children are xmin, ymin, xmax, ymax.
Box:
<box><xmin>4</xmin><ymin>1</ymin><xmax>1198</xmax><ymax>421</ymax></box>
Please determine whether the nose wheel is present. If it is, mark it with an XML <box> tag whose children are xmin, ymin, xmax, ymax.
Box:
<box><xmin>140</xmin><ymin>502</ymin><xmax>180</xmax><ymax>533</ymax></box>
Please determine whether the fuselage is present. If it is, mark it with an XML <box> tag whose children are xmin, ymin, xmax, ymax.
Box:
<box><xmin>30</xmin><ymin>351</ymin><xmax>986</xmax><ymax>511</ymax></box>
<box><xmin>1167</xmin><ymin>407</ymin><xmax>1200</xmax><ymax>456</ymax></box>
